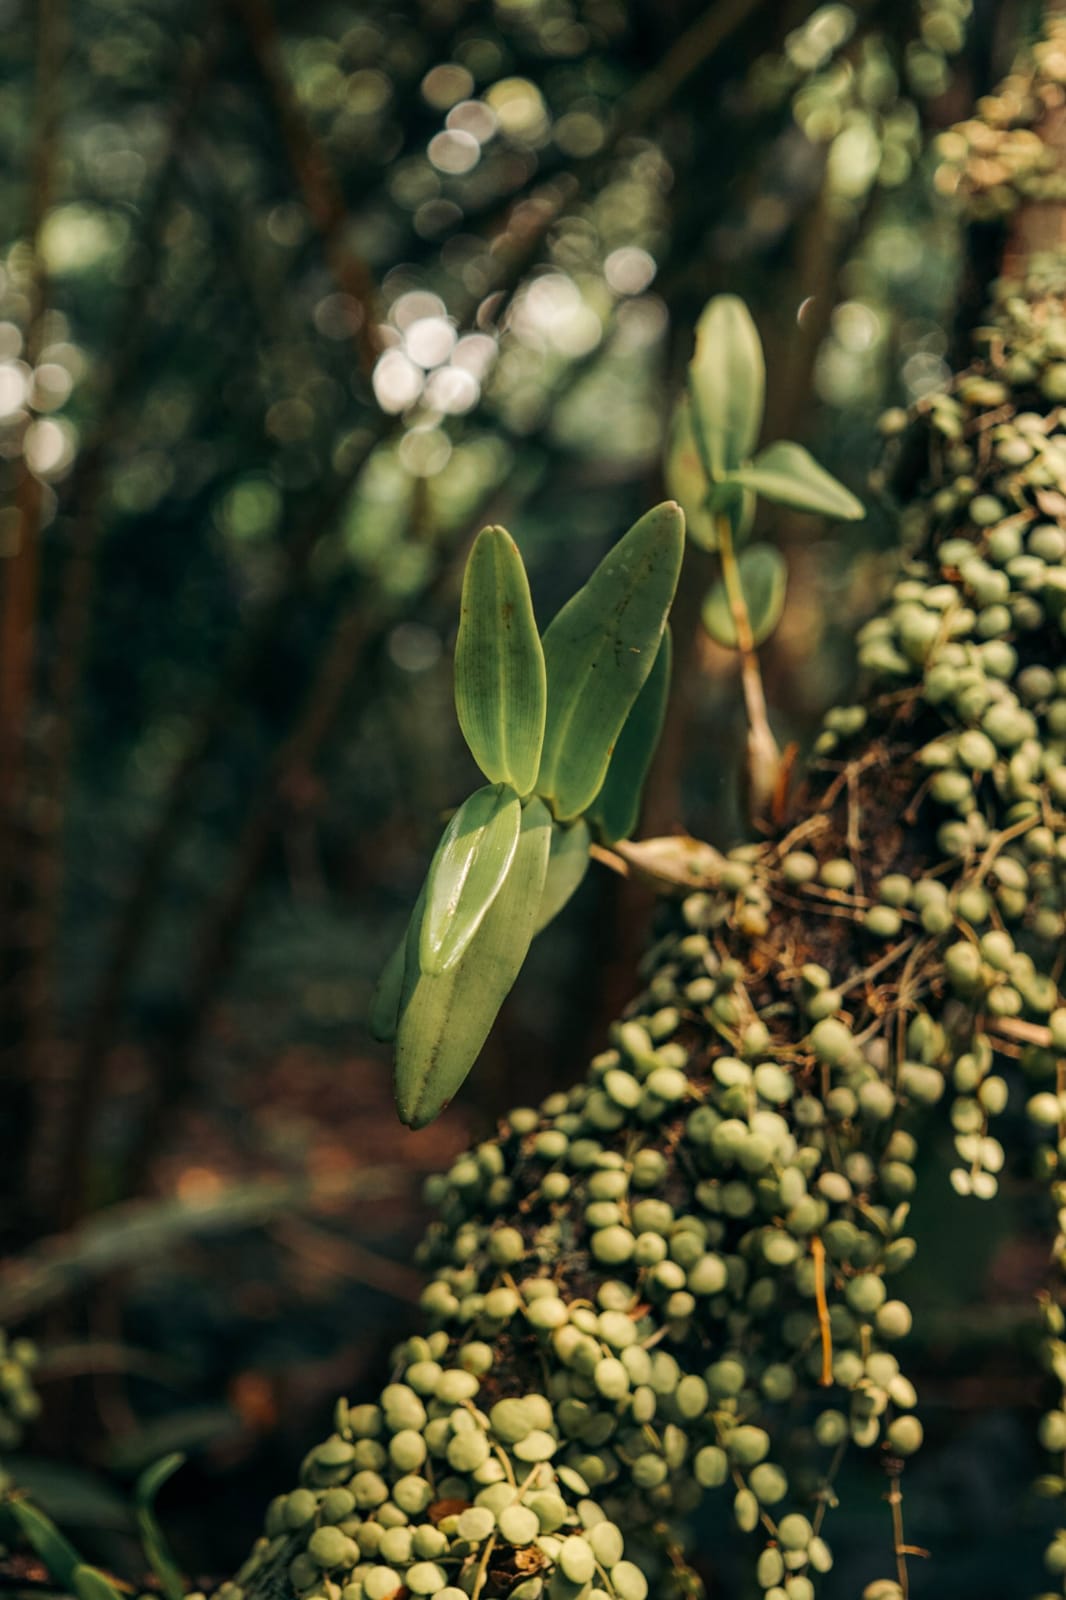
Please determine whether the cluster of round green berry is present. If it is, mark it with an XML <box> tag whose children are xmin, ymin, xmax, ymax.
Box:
<box><xmin>934</xmin><ymin>18</ymin><xmax>1066</xmax><ymax>216</ymax></box>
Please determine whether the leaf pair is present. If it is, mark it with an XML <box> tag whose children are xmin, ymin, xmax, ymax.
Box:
<box><xmin>417</xmin><ymin>502</ymin><xmax>683</xmax><ymax>969</ymax></box>
<box><xmin>374</xmin><ymin>502</ymin><xmax>685</xmax><ymax>1127</ymax></box>
<box><xmin>666</xmin><ymin>294</ymin><xmax>864</xmax><ymax>558</ymax></box>
<box><xmin>453</xmin><ymin>508</ymin><xmax>683</xmax><ymax>823</ymax></box>
<box><xmin>370</xmin><ymin>805</ymin><xmax>592</xmax><ymax>1048</ymax></box>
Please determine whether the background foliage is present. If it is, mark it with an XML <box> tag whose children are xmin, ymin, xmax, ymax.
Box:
<box><xmin>0</xmin><ymin>0</ymin><xmax>1048</xmax><ymax>1593</ymax></box>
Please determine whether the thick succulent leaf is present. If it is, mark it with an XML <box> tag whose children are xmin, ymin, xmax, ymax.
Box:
<box><xmin>664</xmin><ymin>398</ymin><xmax>719</xmax><ymax>551</ymax></box>
<box><xmin>395</xmin><ymin>798</ymin><xmax>552</xmax><ymax>1128</ymax></box>
<box><xmin>726</xmin><ymin>440</ymin><xmax>864</xmax><ymax>520</ymax></box>
<box><xmin>419</xmin><ymin>784</ymin><xmax>521</xmax><ymax>975</ymax></box>
<box><xmin>72</xmin><ymin>1569</ymin><xmax>124</xmax><ymax>1600</ymax></box>
<box><xmin>533</xmin><ymin>818</ymin><xmax>591</xmax><ymax>935</ymax></box>
<box><xmin>135</xmin><ymin>1455</ymin><xmax>185</xmax><ymax>1600</ymax></box>
<box><xmin>454</xmin><ymin>526</ymin><xmax>546</xmax><ymax>794</ymax></box>
<box><xmin>536</xmin><ymin>502</ymin><xmax>685</xmax><ymax>822</ymax></box>
<box><xmin>702</xmin><ymin>544</ymin><xmax>788</xmax><ymax>649</ymax></box>
<box><xmin>6</xmin><ymin>1501</ymin><xmax>82</xmax><ymax>1587</ymax></box>
<box><xmin>587</xmin><ymin>628</ymin><xmax>673</xmax><ymax>844</ymax></box>
<box><xmin>369</xmin><ymin>932</ymin><xmax>407</xmax><ymax>1043</ymax></box>
<box><xmin>688</xmin><ymin>294</ymin><xmax>765</xmax><ymax>481</ymax></box>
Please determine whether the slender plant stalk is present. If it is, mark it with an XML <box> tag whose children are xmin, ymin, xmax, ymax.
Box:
<box><xmin>714</xmin><ymin>508</ymin><xmax>780</xmax><ymax>824</ymax></box>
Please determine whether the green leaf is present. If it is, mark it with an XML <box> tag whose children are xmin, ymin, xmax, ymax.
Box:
<box><xmin>725</xmin><ymin>440</ymin><xmax>864</xmax><ymax>520</ymax></box>
<box><xmin>135</xmin><ymin>1454</ymin><xmax>186</xmax><ymax>1600</ymax></box>
<box><xmin>702</xmin><ymin>544</ymin><xmax>788</xmax><ymax>649</ymax></box>
<box><xmin>533</xmin><ymin>819</ymin><xmax>591</xmax><ymax>935</ymax></box>
<box><xmin>587</xmin><ymin>628</ymin><xmax>672</xmax><ymax>844</ymax></box>
<box><xmin>688</xmin><ymin>294</ymin><xmax>765</xmax><ymax>482</ymax></box>
<box><xmin>536</xmin><ymin>502</ymin><xmax>685</xmax><ymax>822</ymax></box>
<box><xmin>1</xmin><ymin>1458</ymin><xmax>131</xmax><ymax>1532</ymax></box>
<box><xmin>72</xmin><ymin>1567</ymin><xmax>125</xmax><ymax>1600</ymax></box>
<box><xmin>419</xmin><ymin>785</ymin><xmax>521</xmax><ymax>975</ymax></box>
<box><xmin>369</xmin><ymin>933</ymin><xmax>407</xmax><ymax>1043</ymax></box>
<box><xmin>395</xmin><ymin>797</ymin><xmax>552</xmax><ymax>1127</ymax></box>
<box><xmin>664</xmin><ymin>399</ymin><xmax>718</xmax><ymax>551</ymax></box>
<box><xmin>6</xmin><ymin>1500</ymin><xmax>82</xmax><ymax>1587</ymax></box>
<box><xmin>454</xmin><ymin>526</ymin><xmax>546</xmax><ymax>795</ymax></box>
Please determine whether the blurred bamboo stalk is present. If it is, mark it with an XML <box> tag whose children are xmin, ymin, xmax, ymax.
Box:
<box><xmin>27</xmin><ymin>19</ymin><xmax>220</xmax><ymax>1230</ymax></box>
<box><xmin>0</xmin><ymin>0</ymin><xmax>66</xmax><ymax>1245</ymax></box>
<box><xmin>227</xmin><ymin>0</ymin><xmax>383</xmax><ymax>374</ymax></box>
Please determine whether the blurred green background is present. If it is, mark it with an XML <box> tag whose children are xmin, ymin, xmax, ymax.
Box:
<box><xmin>0</xmin><ymin>0</ymin><xmax>1056</xmax><ymax>1593</ymax></box>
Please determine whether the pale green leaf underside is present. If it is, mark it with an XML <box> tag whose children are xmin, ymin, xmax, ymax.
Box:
<box><xmin>664</xmin><ymin>398</ymin><xmax>719</xmax><ymax>552</ymax></box>
<box><xmin>534</xmin><ymin>818</ymin><xmax>591</xmax><ymax>935</ymax></box>
<box><xmin>420</xmin><ymin>784</ymin><xmax>521</xmax><ymax>975</ymax></box>
<box><xmin>536</xmin><ymin>502</ymin><xmax>685</xmax><ymax>822</ymax></box>
<box><xmin>726</xmin><ymin>440</ymin><xmax>864</xmax><ymax>521</ymax></box>
<box><xmin>688</xmin><ymin>294</ymin><xmax>765</xmax><ymax>482</ymax></box>
<box><xmin>395</xmin><ymin>798</ymin><xmax>552</xmax><ymax>1128</ymax></box>
<box><xmin>454</xmin><ymin>526</ymin><xmax>546</xmax><ymax>795</ymax></box>
<box><xmin>588</xmin><ymin>627</ymin><xmax>673</xmax><ymax>844</ymax></box>
<box><xmin>702</xmin><ymin>544</ymin><xmax>788</xmax><ymax>650</ymax></box>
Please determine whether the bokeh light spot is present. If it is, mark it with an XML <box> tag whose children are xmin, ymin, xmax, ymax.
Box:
<box><xmin>388</xmin><ymin>622</ymin><xmax>441</xmax><ymax>672</ymax></box>
<box><xmin>446</xmin><ymin>100</ymin><xmax>497</xmax><ymax>143</ymax></box>
<box><xmin>372</xmin><ymin>349</ymin><xmax>424</xmax><ymax>413</ymax></box>
<box><xmin>398</xmin><ymin>425</ymin><xmax>452</xmax><ymax>477</ymax></box>
<box><xmin>404</xmin><ymin>317</ymin><xmax>457</xmax><ymax>369</ymax></box>
<box><xmin>24</xmin><ymin>416</ymin><xmax>76</xmax><ymax>478</ymax></box>
<box><xmin>422</xmin><ymin>63</ymin><xmax>474</xmax><ymax>111</ymax></box>
<box><xmin>428</xmin><ymin>129</ymin><xmax>480</xmax><ymax>175</ymax></box>
<box><xmin>423</xmin><ymin>365</ymin><xmax>479</xmax><ymax>415</ymax></box>
<box><xmin>0</xmin><ymin>362</ymin><xmax>30</xmax><ymax>418</ymax></box>
<box><xmin>604</xmin><ymin>247</ymin><xmax>656</xmax><ymax>296</ymax></box>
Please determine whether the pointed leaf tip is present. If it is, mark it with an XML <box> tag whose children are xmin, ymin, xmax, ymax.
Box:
<box><xmin>727</xmin><ymin>440</ymin><xmax>864</xmax><ymax>521</ymax></box>
<box><xmin>536</xmin><ymin>503</ymin><xmax>684</xmax><ymax>822</ymax></box>
<box><xmin>455</xmin><ymin>526</ymin><xmax>546</xmax><ymax>795</ymax></box>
